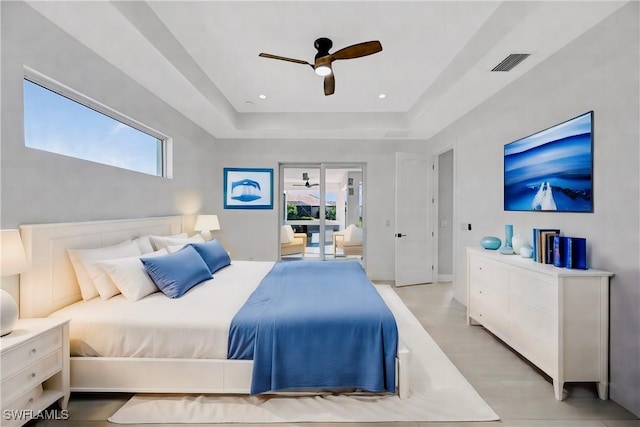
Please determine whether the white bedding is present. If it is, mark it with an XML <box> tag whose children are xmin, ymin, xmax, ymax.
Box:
<box><xmin>48</xmin><ymin>261</ymin><xmax>275</xmax><ymax>359</ymax></box>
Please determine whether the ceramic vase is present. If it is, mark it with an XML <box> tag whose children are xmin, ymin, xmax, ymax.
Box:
<box><xmin>511</xmin><ymin>233</ymin><xmax>524</xmax><ymax>255</ymax></box>
<box><xmin>0</xmin><ymin>289</ymin><xmax>18</xmax><ymax>336</ymax></box>
<box><xmin>520</xmin><ymin>244</ymin><xmax>534</xmax><ymax>258</ymax></box>
<box><xmin>499</xmin><ymin>224</ymin><xmax>514</xmax><ymax>255</ymax></box>
<box><xmin>480</xmin><ymin>236</ymin><xmax>501</xmax><ymax>250</ymax></box>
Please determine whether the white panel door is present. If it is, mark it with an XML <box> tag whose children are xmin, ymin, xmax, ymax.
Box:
<box><xmin>395</xmin><ymin>152</ymin><xmax>434</xmax><ymax>286</ymax></box>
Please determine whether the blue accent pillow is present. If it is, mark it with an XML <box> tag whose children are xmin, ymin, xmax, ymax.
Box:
<box><xmin>189</xmin><ymin>239</ymin><xmax>231</xmax><ymax>274</ymax></box>
<box><xmin>141</xmin><ymin>245</ymin><xmax>212</xmax><ymax>298</ymax></box>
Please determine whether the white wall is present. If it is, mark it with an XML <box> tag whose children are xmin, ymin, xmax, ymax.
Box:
<box><xmin>1</xmin><ymin>2</ymin><xmax>217</xmax><ymax>301</ymax></box>
<box><xmin>206</xmin><ymin>138</ymin><xmax>425</xmax><ymax>281</ymax></box>
<box><xmin>428</xmin><ymin>3</ymin><xmax>639</xmax><ymax>416</ymax></box>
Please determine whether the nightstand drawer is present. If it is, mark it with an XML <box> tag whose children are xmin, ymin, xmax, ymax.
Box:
<box><xmin>1</xmin><ymin>328</ymin><xmax>62</xmax><ymax>378</ymax></box>
<box><xmin>0</xmin><ymin>385</ymin><xmax>43</xmax><ymax>427</ymax></box>
<box><xmin>1</xmin><ymin>384</ymin><xmax>43</xmax><ymax>412</ymax></box>
<box><xmin>1</xmin><ymin>350</ymin><xmax>62</xmax><ymax>406</ymax></box>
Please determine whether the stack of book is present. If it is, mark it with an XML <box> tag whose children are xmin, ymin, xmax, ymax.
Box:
<box><xmin>532</xmin><ymin>228</ymin><xmax>560</xmax><ymax>264</ymax></box>
<box><xmin>532</xmin><ymin>228</ymin><xmax>588</xmax><ymax>269</ymax></box>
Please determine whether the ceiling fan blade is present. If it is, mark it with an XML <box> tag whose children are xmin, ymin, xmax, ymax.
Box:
<box><xmin>259</xmin><ymin>53</ymin><xmax>312</xmax><ymax>68</ymax></box>
<box><xmin>324</xmin><ymin>74</ymin><xmax>335</xmax><ymax>96</ymax></box>
<box><xmin>331</xmin><ymin>40</ymin><xmax>382</xmax><ymax>60</ymax></box>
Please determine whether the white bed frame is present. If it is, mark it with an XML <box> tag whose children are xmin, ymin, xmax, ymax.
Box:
<box><xmin>19</xmin><ymin>216</ymin><xmax>410</xmax><ymax>398</ymax></box>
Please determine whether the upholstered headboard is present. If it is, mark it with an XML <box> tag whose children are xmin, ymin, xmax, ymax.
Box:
<box><xmin>19</xmin><ymin>216</ymin><xmax>185</xmax><ymax>318</ymax></box>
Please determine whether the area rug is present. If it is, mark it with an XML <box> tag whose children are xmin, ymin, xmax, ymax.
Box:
<box><xmin>108</xmin><ymin>285</ymin><xmax>499</xmax><ymax>424</ymax></box>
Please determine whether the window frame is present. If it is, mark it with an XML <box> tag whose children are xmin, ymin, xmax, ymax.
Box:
<box><xmin>23</xmin><ymin>66</ymin><xmax>173</xmax><ymax>178</ymax></box>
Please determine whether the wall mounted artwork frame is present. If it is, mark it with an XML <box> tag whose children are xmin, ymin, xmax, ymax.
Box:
<box><xmin>223</xmin><ymin>167</ymin><xmax>274</xmax><ymax>210</ymax></box>
<box><xmin>504</xmin><ymin>111</ymin><xmax>593</xmax><ymax>212</ymax></box>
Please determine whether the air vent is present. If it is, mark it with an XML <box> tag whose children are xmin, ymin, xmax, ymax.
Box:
<box><xmin>491</xmin><ymin>53</ymin><xmax>531</xmax><ymax>72</ymax></box>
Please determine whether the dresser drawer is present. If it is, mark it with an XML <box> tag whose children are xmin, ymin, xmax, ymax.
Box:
<box><xmin>510</xmin><ymin>321</ymin><xmax>557</xmax><ymax>377</ymax></box>
<box><xmin>470</xmin><ymin>280</ymin><xmax>509</xmax><ymax>314</ymax></box>
<box><xmin>509</xmin><ymin>270</ymin><xmax>557</xmax><ymax>315</ymax></box>
<box><xmin>469</xmin><ymin>255</ymin><xmax>508</xmax><ymax>293</ymax></box>
<box><xmin>1</xmin><ymin>328</ymin><xmax>62</xmax><ymax>378</ymax></box>
<box><xmin>510</xmin><ymin>298</ymin><xmax>557</xmax><ymax>342</ymax></box>
<box><xmin>1</xmin><ymin>350</ymin><xmax>62</xmax><ymax>406</ymax></box>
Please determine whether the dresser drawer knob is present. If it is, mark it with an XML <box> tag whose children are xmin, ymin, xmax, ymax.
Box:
<box><xmin>30</xmin><ymin>372</ymin><xmax>36</xmax><ymax>379</ymax></box>
<box><xmin>28</xmin><ymin>398</ymin><xmax>34</xmax><ymax>404</ymax></box>
<box><xmin>30</xmin><ymin>348</ymin><xmax>37</xmax><ymax>354</ymax></box>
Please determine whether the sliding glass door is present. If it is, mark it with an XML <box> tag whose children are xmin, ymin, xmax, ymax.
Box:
<box><xmin>280</xmin><ymin>163</ymin><xmax>365</xmax><ymax>261</ymax></box>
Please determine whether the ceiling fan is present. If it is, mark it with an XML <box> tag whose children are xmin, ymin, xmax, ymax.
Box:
<box><xmin>259</xmin><ymin>37</ymin><xmax>382</xmax><ymax>96</ymax></box>
<box><xmin>293</xmin><ymin>172</ymin><xmax>319</xmax><ymax>188</ymax></box>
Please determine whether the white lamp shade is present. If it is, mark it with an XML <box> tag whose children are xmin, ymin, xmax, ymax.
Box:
<box><xmin>1</xmin><ymin>229</ymin><xmax>28</xmax><ymax>276</ymax></box>
<box><xmin>194</xmin><ymin>215</ymin><xmax>220</xmax><ymax>232</ymax></box>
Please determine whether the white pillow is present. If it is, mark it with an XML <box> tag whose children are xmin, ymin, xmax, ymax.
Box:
<box><xmin>150</xmin><ymin>234</ymin><xmax>203</xmax><ymax>251</ymax></box>
<box><xmin>148</xmin><ymin>233</ymin><xmax>188</xmax><ymax>250</ymax></box>
<box><xmin>68</xmin><ymin>240</ymin><xmax>142</xmax><ymax>301</ymax></box>
<box><xmin>133</xmin><ymin>236</ymin><xmax>155</xmax><ymax>254</ymax></box>
<box><xmin>347</xmin><ymin>226</ymin><xmax>363</xmax><ymax>245</ymax></box>
<box><xmin>343</xmin><ymin>224</ymin><xmax>356</xmax><ymax>242</ymax></box>
<box><xmin>166</xmin><ymin>244</ymin><xmax>186</xmax><ymax>253</ymax></box>
<box><xmin>281</xmin><ymin>225</ymin><xmax>294</xmax><ymax>244</ymax></box>
<box><xmin>97</xmin><ymin>249</ymin><xmax>168</xmax><ymax>301</ymax></box>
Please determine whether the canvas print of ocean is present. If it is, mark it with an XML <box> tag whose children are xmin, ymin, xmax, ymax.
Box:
<box><xmin>504</xmin><ymin>112</ymin><xmax>593</xmax><ymax>212</ymax></box>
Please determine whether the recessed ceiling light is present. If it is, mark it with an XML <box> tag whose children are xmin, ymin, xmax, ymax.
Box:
<box><xmin>259</xmin><ymin>94</ymin><xmax>267</xmax><ymax>100</ymax></box>
<box><xmin>378</xmin><ymin>93</ymin><xmax>387</xmax><ymax>99</ymax></box>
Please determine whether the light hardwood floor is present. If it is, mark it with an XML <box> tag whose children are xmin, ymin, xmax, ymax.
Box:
<box><xmin>31</xmin><ymin>282</ymin><xmax>639</xmax><ymax>427</ymax></box>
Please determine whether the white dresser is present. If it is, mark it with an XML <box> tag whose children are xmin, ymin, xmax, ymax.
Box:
<box><xmin>1</xmin><ymin>318</ymin><xmax>70</xmax><ymax>426</ymax></box>
<box><xmin>466</xmin><ymin>247</ymin><xmax>612</xmax><ymax>400</ymax></box>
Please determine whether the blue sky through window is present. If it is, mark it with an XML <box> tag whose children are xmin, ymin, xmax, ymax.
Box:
<box><xmin>23</xmin><ymin>79</ymin><xmax>162</xmax><ymax>176</ymax></box>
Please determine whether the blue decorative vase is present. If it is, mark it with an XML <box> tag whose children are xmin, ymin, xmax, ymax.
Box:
<box><xmin>499</xmin><ymin>224</ymin><xmax>514</xmax><ymax>255</ymax></box>
<box><xmin>480</xmin><ymin>236</ymin><xmax>501</xmax><ymax>250</ymax></box>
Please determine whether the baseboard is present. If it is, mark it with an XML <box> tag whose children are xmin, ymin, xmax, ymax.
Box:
<box><xmin>438</xmin><ymin>274</ymin><xmax>453</xmax><ymax>282</ymax></box>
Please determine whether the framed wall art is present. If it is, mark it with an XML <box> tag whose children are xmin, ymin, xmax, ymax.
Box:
<box><xmin>223</xmin><ymin>167</ymin><xmax>274</xmax><ymax>210</ymax></box>
<box><xmin>504</xmin><ymin>111</ymin><xmax>593</xmax><ymax>212</ymax></box>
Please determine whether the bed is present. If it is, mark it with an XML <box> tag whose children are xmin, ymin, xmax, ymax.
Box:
<box><xmin>19</xmin><ymin>216</ymin><xmax>410</xmax><ymax>401</ymax></box>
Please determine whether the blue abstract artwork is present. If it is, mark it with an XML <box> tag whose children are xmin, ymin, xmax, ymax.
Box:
<box><xmin>224</xmin><ymin>168</ymin><xmax>273</xmax><ymax>209</ymax></box>
<box><xmin>504</xmin><ymin>112</ymin><xmax>593</xmax><ymax>212</ymax></box>
<box><xmin>231</xmin><ymin>179</ymin><xmax>262</xmax><ymax>202</ymax></box>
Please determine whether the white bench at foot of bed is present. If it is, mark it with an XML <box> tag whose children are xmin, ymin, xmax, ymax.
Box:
<box><xmin>70</xmin><ymin>346</ymin><xmax>410</xmax><ymax>398</ymax></box>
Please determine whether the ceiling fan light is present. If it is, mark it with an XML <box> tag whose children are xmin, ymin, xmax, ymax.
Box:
<box><xmin>314</xmin><ymin>65</ymin><xmax>332</xmax><ymax>76</ymax></box>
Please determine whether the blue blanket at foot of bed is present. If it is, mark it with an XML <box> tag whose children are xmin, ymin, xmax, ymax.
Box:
<box><xmin>228</xmin><ymin>261</ymin><xmax>398</xmax><ymax>395</ymax></box>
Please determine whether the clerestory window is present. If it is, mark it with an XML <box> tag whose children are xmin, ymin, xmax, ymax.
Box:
<box><xmin>23</xmin><ymin>71</ymin><xmax>170</xmax><ymax>177</ymax></box>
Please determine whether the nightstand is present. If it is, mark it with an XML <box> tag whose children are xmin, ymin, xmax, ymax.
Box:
<box><xmin>1</xmin><ymin>318</ymin><xmax>70</xmax><ymax>426</ymax></box>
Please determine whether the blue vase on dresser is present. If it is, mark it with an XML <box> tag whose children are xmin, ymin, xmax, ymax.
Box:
<box><xmin>499</xmin><ymin>224</ymin><xmax>514</xmax><ymax>255</ymax></box>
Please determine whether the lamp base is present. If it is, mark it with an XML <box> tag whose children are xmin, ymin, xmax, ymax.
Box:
<box><xmin>199</xmin><ymin>230</ymin><xmax>212</xmax><ymax>241</ymax></box>
<box><xmin>0</xmin><ymin>289</ymin><xmax>19</xmax><ymax>337</ymax></box>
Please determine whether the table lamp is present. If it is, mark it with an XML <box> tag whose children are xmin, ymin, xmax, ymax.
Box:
<box><xmin>1</xmin><ymin>229</ymin><xmax>28</xmax><ymax>336</ymax></box>
<box><xmin>194</xmin><ymin>215</ymin><xmax>220</xmax><ymax>241</ymax></box>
